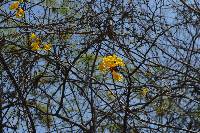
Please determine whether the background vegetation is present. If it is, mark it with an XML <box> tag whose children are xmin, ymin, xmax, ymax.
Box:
<box><xmin>0</xmin><ymin>0</ymin><xmax>200</xmax><ymax>132</ymax></box>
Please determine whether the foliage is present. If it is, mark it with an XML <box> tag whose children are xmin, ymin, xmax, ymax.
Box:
<box><xmin>0</xmin><ymin>0</ymin><xmax>200</xmax><ymax>132</ymax></box>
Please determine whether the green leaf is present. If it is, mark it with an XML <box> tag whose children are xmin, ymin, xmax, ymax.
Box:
<box><xmin>36</xmin><ymin>103</ymin><xmax>52</xmax><ymax>126</ymax></box>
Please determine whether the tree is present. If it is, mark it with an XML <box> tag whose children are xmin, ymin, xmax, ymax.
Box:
<box><xmin>0</xmin><ymin>0</ymin><xmax>199</xmax><ymax>132</ymax></box>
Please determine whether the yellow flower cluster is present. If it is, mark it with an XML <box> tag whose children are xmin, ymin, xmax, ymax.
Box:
<box><xmin>99</xmin><ymin>54</ymin><xmax>125</xmax><ymax>81</ymax></box>
<box><xmin>111</xmin><ymin>70</ymin><xmax>123</xmax><ymax>81</ymax></box>
<box><xmin>30</xmin><ymin>33</ymin><xmax>52</xmax><ymax>51</ymax></box>
<box><xmin>9</xmin><ymin>0</ymin><xmax>24</xmax><ymax>18</ymax></box>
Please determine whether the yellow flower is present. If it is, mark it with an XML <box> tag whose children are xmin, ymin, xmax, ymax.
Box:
<box><xmin>99</xmin><ymin>54</ymin><xmax>125</xmax><ymax>81</ymax></box>
<box><xmin>30</xmin><ymin>33</ymin><xmax>37</xmax><ymax>40</ymax></box>
<box><xmin>112</xmin><ymin>71</ymin><xmax>123</xmax><ymax>81</ymax></box>
<box><xmin>140</xmin><ymin>87</ymin><xmax>149</xmax><ymax>96</ymax></box>
<box><xmin>99</xmin><ymin>54</ymin><xmax>125</xmax><ymax>72</ymax></box>
<box><xmin>35</xmin><ymin>38</ymin><xmax>41</xmax><ymax>44</ymax></box>
<box><xmin>9</xmin><ymin>1</ymin><xmax>19</xmax><ymax>10</ymax></box>
<box><xmin>43</xmin><ymin>43</ymin><xmax>52</xmax><ymax>51</ymax></box>
<box><xmin>98</xmin><ymin>62</ymin><xmax>106</xmax><ymax>72</ymax></box>
<box><xmin>31</xmin><ymin>42</ymin><xmax>40</xmax><ymax>51</ymax></box>
<box><xmin>16</xmin><ymin>8</ymin><xmax>24</xmax><ymax>18</ymax></box>
<box><xmin>103</xmin><ymin>54</ymin><xmax>125</xmax><ymax>68</ymax></box>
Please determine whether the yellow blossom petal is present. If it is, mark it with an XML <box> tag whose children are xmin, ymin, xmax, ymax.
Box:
<box><xmin>31</xmin><ymin>41</ymin><xmax>39</xmax><ymax>47</ymax></box>
<box><xmin>35</xmin><ymin>38</ymin><xmax>41</xmax><ymax>44</ymax></box>
<box><xmin>9</xmin><ymin>1</ymin><xmax>19</xmax><ymax>10</ymax></box>
<box><xmin>43</xmin><ymin>43</ymin><xmax>52</xmax><ymax>51</ymax></box>
<box><xmin>100</xmin><ymin>54</ymin><xmax>125</xmax><ymax>71</ymax></box>
<box><xmin>30</xmin><ymin>33</ymin><xmax>37</xmax><ymax>40</ymax></box>
<box><xmin>99</xmin><ymin>54</ymin><xmax>125</xmax><ymax>81</ymax></box>
<box><xmin>112</xmin><ymin>71</ymin><xmax>123</xmax><ymax>81</ymax></box>
<box><xmin>99</xmin><ymin>63</ymin><xmax>106</xmax><ymax>72</ymax></box>
<box><xmin>16</xmin><ymin>8</ymin><xmax>24</xmax><ymax>18</ymax></box>
<box><xmin>31</xmin><ymin>42</ymin><xmax>40</xmax><ymax>51</ymax></box>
